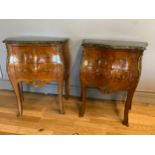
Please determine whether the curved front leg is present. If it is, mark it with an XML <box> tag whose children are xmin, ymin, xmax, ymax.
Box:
<box><xmin>79</xmin><ymin>83</ymin><xmax>87</xmax><ymax>117</ymax></box>
<box><xmin>19</xmin><ymin>82</ymin><xmax>24</xmax><ymax>102</ymax></box>
<box><xmin>10</xmin><ymin>80</ymin><xmax>23</xmax><ymax>116</ymax></box>
<box><xmin>64</xmin><ymin>73</ymin><xmax>70</xmax><ymax>100</ymax></box>
<box><xmin>122</xmin><ymin>88</ymin><xmax>135</xmax><ymax>126</ymax></box>
<box><xmin>58</xmin><ymin>79</ymin><xmax>65</xmax><ymax>114</ymax></box>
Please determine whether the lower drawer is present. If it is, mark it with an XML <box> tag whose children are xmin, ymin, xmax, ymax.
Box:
<box><xmin>14</xmin><ymin>63</ymin><xmax>63</xmax><ymax>80</ymax></box>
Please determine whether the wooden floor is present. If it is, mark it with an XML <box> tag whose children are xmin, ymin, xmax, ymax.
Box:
<box><xmin>0</xmin><ymin>90</ymin><xmax>155</xmax><ymax>135</ymax></box>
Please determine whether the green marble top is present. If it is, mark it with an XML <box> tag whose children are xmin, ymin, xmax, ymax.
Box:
<box><xmin>82</xmin><ymin>39</ymin><xmax>148</xmax><ymax>50</ymax></box>
<box><xmin>3</xmin><ymin>36</ymin><xmax>69</xmax><ymax>44</ymax></box>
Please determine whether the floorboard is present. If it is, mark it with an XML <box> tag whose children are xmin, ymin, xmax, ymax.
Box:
<box><xmin>0</xmin><ymin>90</ymin><xmax>155</xmax><ymax>135</ymax></box>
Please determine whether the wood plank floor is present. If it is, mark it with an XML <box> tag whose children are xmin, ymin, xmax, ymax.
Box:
<box><xmin>0</xmin><ymin>90</ymin><xmax>155</xmax><ymax>135</ymax></box>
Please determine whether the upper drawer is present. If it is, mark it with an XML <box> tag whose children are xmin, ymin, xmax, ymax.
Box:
<box><xmin>11</xmin><ymin>45</ymin><xmax>61</xmax><ymax>64</ymax></box>
<box><xmin>11</xmin><ymin>46</ymin><xmax>34</xmax><ymax>63</ymax></box>
<box><xmin>36</xmin><ymin>46</ymin><xmax>61</xmax><ymax>64</ymax></box>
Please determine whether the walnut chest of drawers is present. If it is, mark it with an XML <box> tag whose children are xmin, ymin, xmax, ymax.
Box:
<box><xmin>80</xmin><ymin>39</ymin><xmax>148</xmax><ymax>126</ymax></box>
<box><xmin>3</xmin><ymin>37</ymin><xmax>70</xmax><ymax>116</ymax></box>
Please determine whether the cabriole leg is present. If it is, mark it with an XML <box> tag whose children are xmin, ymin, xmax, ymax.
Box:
<box><xmin>123</xmin><ymin>89</ymin><xmax>135</xmax><ymax>126</ymax></box>
<box><xmin>79</xmin><ymin>83</ymin><xmax>87</xmax><ymax>117</ymax></box>
<box><xmin>18</xmin><ymin>82</ymin><xmax>24</xmax><ymax>102</ymax></box>
<box><xmin>11</xmin><ymin>80</ymin><xmax>23</xmax><ymax>116</ymax></box>
<box><xmin>58</xmin><ymin>79</ymin><xmax>65</xmax><ymax>114</ymax></box>
<box><xmin>64</xmin><ymin>74</ymin><xmax>70</xmax><ymax>100</ymax></box>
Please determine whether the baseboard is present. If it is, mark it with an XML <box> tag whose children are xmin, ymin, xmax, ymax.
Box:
<box><xmin>133</xmin><ymin>91</ymin><xmax>155</xmax><ymax>104</ymax></box>
<box><xmin>0</xmin><ymin>79</ymin><xmax>155</xmax><ymax>104</ymax></box>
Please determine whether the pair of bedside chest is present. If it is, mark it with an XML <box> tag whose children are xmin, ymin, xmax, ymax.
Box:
<box><xmin>3</xmin><ymin>37</ymin><xmax>148</xmax><ymax>126</ymax></box>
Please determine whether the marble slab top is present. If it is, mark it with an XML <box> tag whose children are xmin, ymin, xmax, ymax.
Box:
<box><xmin>82</xmin><ymin>39</ymin><xmax>148</xmax><ymax>50</ymax></box>
<box><xmin>3</xmin><ymin>36</ymin><xmax>69</xmax><ymax>44</ymax></box>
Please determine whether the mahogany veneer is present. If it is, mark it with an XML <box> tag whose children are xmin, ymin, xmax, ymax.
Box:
<box><xmin>80</xmin><ymin>39</ymin><xmax>148</xmax><ymax>126</ymax></box>
<box><xmin>3</xmin><ymin>37</ymin><xmax>70</xmax><ymax>116</ymax></box>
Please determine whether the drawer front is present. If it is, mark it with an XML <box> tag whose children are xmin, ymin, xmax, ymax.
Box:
<box><xmin>11</xmin><ymin>45</ymin><xmax>62</xmax><ymax>64</ymax></box>
<box><xmin>81</xmin><ymin>47</ymin><xmax>141</xmax><ymax>90</ymax></box>
<box><xmin>11</xmin><ymin>46</ymin><xmax>35</xmax><ymax>64</ymax></box>
<box><xmin>36</xmin><ymin>46</ymin><xmax>61</xmax><ymax>64</ymax></box>
<box><xmin>14</xmin><ymin>63</ymin><xmax>63</xmax><ymax>80</ymax></box>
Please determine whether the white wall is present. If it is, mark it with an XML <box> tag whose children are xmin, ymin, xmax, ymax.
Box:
<box><xmin>0</xmin><ymin>19</ymin><xmax>155</xmax><ymax>93</ymax></box>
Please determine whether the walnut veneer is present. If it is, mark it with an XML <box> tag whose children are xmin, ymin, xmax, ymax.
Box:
<box><xmin>80</xmin><ymin>39</ymin><xmax>148</xmax><ymax>126</ymax></box>
<box><xmin>3</xmin><ymin>37</ymin><xmax>70</xmax><ymax>116</ymax></box>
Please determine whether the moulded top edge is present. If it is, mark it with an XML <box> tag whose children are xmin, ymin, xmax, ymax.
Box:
<box><xmin>3</xmin><ymin>36</ymin><xmax>69</xmax><ymax>44</ymax></box>
<box><xmin>82</xmin><ymin>39</ymin><xmax>148</xmax><ymax>50</ymax></box>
